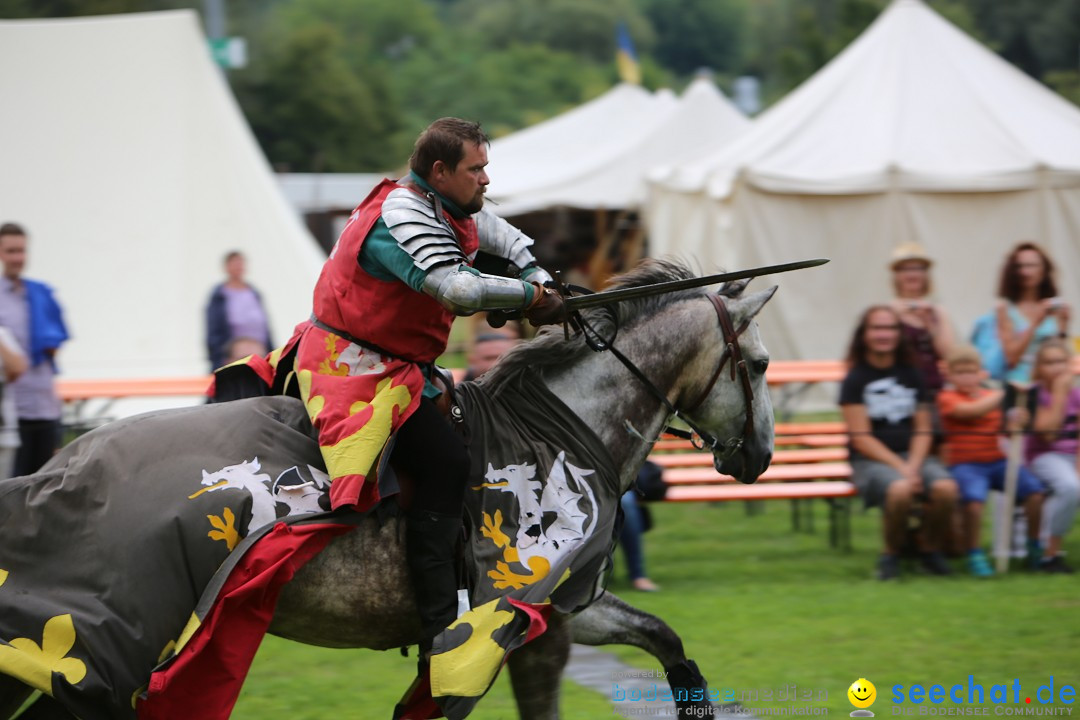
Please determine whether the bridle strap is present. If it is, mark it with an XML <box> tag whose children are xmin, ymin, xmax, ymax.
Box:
<box><xmin>683</xmin><ymin>295</ymin><xmax>751</xmax><ymax>414</ymax></box>
<box><xmin>571</xmin><ymin>293</ymin><xmax>755</xmax><ymax>457</ymax></box>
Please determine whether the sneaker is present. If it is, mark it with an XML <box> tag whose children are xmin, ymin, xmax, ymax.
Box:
<box><xmin>1026</xmin><ymin>539</ymin><xmax>1043</xmax><ymax>571</ymax></box>
<box><xmin>966</xmin><ymin>550</ymin><xmax>994</xmax><ymax>578</ymax></box>
<box><xmin>877</xmin><ymin>554</ymin><xmax>901</xmax><ymax>581</ymax></box>
<box><xmin>921</xmin><ymin>551</ymin><xmax>953</xmax><ymax>576</ymax></box>
<box><xmin>1040</xmin><ymin>556</ymin><xmax>1075</xmax><ymax>574</ymax></box>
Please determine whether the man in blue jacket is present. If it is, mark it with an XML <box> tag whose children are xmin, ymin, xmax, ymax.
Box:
<box><xmin>0</xmin><ymin>223</ymin><xmax>70</xmax><ymax>476</ymax></box>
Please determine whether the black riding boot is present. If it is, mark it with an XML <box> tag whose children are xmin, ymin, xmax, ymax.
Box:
<box><xmin>405</xmin><ymin>509</ymin><xmax>463</xmax><ymax>655</ymax></box>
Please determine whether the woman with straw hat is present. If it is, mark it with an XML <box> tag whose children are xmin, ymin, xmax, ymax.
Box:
<box><xmin>889</xmin><ymin>242</ymin><xmax>954</xmax><ymax>396</ymax></box>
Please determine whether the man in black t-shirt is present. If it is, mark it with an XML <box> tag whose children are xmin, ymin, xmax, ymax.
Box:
<box><xmin>839</xmin><ymin>305</ymin><xmax>958</xmax><ymax>580</ymax></box>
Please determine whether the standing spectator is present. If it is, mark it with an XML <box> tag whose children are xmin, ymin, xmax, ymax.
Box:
<box><xmin>0</xmin><ymin>223</ymin><xmax>69</xmax><ymax>476</ymax></box>
<box><xmin>889</xmin><ymin>242</ymin><xmax>954</xmax><ymax>396</ymax></box>
<box><xmin>620</xmin><ymin>462</ymin><xmax>661</xmax><ymax>592</ymax></box>
<box><xmin>936</xmin><ymin>345</ymin><xmax>1044</xmax><ymax>576</ymax></box>
<box><xmin>205</xmin><ymin>251</ymin><xmax>273</xmax><ymax>371</ymax></box>
<box><xmin>1024</xmin><ymin>337</ymin><xmax>1080</xmax><ymax>573</ymax></box>
<box><xmin>839</xmin><ymin>305</ymin><xmax>958</xmax><ymax>580</ymax></box>
<box><xmin>994</xmin><ymin>242</ymin><xmax>1069</xmax><ymax>384</ymax></box>
<box><xmin>0</xmin><ymin>325</ymin><xmax>27</xmax><ymax>479</ymax></box>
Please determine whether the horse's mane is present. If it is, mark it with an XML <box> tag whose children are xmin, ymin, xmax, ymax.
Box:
<box><xmin>483</xmin><ymin>258</ymin><xmax>741</xmax><ymax>389</ymax></box>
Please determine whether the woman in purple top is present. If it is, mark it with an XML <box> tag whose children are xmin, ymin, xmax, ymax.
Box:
<box><xmin>205</xmin><ymin>251</ymin><xmax>273</xmax><ymax>371</ymax></box>
<box><xmin>888</xmin><ymin>242</ymin><xmax>954</xmax><ymax>394</ymax></box>
<box><xmin>1025</xmin><ymin>337</ymin><xmax>1080</xmax><ymax>573</ymax></box>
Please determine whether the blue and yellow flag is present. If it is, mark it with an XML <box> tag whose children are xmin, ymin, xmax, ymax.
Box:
<box><xmin>616</xmin><ymin>22</ymin><xmax>641</xmax><ymax>85</ymax></box>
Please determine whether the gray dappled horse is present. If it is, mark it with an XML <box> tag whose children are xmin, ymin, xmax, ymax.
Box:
<box><xmin>1</xmin><ymin>260</ymin><xmax>776</xmax><ymax>720</ymax></box>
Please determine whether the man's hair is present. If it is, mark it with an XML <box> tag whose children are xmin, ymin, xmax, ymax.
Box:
<box><xmin>409</xmin><ymin>118</ymin><xmax>489</xmax><ymax>180</ymax></box>
<box><xmin>224</xmin><ymin>250</ymin><xmax>243</xmax><ymax>264</ymax></box>
<box><xmin>945</xmin><ymin>343</ymin><xmax>983</xmax><ymax>371</ymax></box>
<box><xmin>998</xmin><ymin>241</ymin><xmax>1057</xmax><ymax>302</ymax></box>
<box><xmin>0</xmin><ymin>223</ymin><xmax>26</xmax><ymax>240</ymax></box>
<box><xmin>844</xmin><ymin>304</ymin><xmax>917</xmax><ymax>368</ymax></box>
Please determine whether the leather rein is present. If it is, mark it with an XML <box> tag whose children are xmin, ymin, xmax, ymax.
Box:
<box><xmin>569</xmin><ymin>291</ymin><xmax>755</xmax><ymax>460</ymax></box>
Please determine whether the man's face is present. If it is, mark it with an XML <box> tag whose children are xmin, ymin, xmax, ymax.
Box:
<box><xmin>430</xmin><ymin>142</ymin><xmax>489</xmax><ymax>214</ymax></box>
<box><xmin>0</xmin><ymin>234</ymin><xmax>27</xmax><ymax>280</ymax></box>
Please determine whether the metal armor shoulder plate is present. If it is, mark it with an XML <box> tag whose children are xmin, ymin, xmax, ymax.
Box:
<box><xmin>382</xmin><ymin>188</ymin><xmax>466</xmax><ymax>272</ymax></box>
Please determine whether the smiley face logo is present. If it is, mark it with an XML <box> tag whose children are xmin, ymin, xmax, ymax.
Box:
<box><xmin>848</xmin><ymin>678</ymin><xmax>876</xmax><ymax>712</ymax></box>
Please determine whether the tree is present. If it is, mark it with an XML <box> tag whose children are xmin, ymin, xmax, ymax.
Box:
<box><xmin>235</xmin><ymin>23</ymin><xmax>401</xmax><ymax>171</ymax></box>
<box><xmin>455</xmin><ymin>0</ymin><xmax>653</xmax><ymax>63</ymax></box>
<box><xmin>640</xmin><ymin>0</ymin><xmax>745</xmax><ymax>76</ymax></box>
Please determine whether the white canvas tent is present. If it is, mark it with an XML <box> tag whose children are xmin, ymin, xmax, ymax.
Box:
<box><xmin>647</xmin><ymin>0</ymin><xmax>1080</xmax><ymax>362</ymax></box>
<box><xmin>486</xmin><ymin>78</ymin><xmax>749</xmax><ymax>216</ymax></box>
<box><xmin>0</xmin><ymin>11</ymin><xmax>325</xmax><ymax>382</ymax></box>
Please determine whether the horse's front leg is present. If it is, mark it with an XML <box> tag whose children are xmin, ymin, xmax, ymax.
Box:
<box><xmin>507</xmin><ymin>612</ymin><xmax>571</xmax><ymax>720</ymax></box>
<box><xmin>569</xmin><ymin>592</ymin><xmax>716</xmax><ymax>718</ymax></box>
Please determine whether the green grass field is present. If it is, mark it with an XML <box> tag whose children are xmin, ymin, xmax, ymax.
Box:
<box><xmin>232</xmin><ymin>499</ymin><xmax>1080</xmax><ymax>719</ymax></box>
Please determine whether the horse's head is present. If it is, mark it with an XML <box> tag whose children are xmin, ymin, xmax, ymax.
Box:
<box><xmin>681</xmin><ymin>279</ymin><xmax>776</xmax><ymax>484</ymax></box>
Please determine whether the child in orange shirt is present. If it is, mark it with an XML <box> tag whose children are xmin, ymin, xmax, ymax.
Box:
<box><xmin>937</xmin><ymin>345</ymin><xmax>1044</xmax><ymax>577</ymax></box>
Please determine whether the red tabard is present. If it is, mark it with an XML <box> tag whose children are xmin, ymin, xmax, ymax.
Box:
<box><xmin>312</xmin><ymin>178</ymin><xmax>479</xmax><ymax>363</ymax></box>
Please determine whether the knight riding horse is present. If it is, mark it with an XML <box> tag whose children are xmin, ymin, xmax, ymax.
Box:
<box><xmin>215</xmin><ymin>118</ymin><xmax>568</xmax><ymax>666</ymax></box>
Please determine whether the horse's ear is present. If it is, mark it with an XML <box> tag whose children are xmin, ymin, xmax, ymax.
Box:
<box><xmin>718</xmin><ymin>277</ymin><xmax>751</xmax><ymax>298</ymax></box>
<box><xmin>730</xmin><ymin>285</ymin><xmax>778</xmax><ymax>321</ymax></box>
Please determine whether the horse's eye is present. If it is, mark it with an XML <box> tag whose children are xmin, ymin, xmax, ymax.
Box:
<box><xmin>753</xmin><ymin>359</ymin><xmax>769</xmax><ymax>375</ymax></box>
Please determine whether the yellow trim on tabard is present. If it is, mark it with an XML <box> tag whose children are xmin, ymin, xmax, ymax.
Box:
<box><xmin>220</xmin><ymin>354</ymin><xmax>255</xmax><ymax>371</ymax></box>
<box><xmin>0</xmin><ymin>569</ymin><xmax>7</xmax><ymax>588</ymax></box>
<box><xmin>267</xmin><ymin>345</ymin><xmax>284</xmax><ymax>369</ymax></box>
<box><xmin>173</xmin><ymin>613</ymin><xmax>202</xmax><ymax>655</ymax></box>
<box><xmin>297</xmin><ymin>369</ymin><xmax>325</xmax><ymax>423</ymax></box>
<box><xmin>430</xmin><ymin>600</ymin><xmax>517</xmax><ymax>698</ymax></box>
<box><xmin>0</xmin><ymin>614</ymin><xmax>87</xmax><ymax>694</ymax></box>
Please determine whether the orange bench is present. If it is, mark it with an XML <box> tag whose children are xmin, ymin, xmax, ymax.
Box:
<box><xmin>57</xmin><ymin>369</ymin><xmax>470</xmax><ymax>421</ymax></box>
<box><xmin>58</xmin><ymin>376</ymin><xmax>213</xmax><ymax>401</ymax></box>
<box><xmin>647</xmin><ymin>418</ymin><xmax>855</xmax><ymax>549</ymax></box>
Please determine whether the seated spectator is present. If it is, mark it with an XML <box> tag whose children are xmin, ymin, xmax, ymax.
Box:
<box><xmin>1024</xmin><ymin>337</ymin><xmax>1080</xmax><ymax>573</ymax></box>
<box><xmin>936</xmin><ymin>345</ymin><xmax>1044</xmax><ymax>577</ymax></box>
<box><xmin>839</xmin><ymin>305</ymin><xmax>958</xmax><ymax>580</ymax></box>
<box><xmin>889</xmin><ymin>242</ymin><xmax>954</xmax><ymax>396</ymax></box>
<box><xmin>994</xmin><ymin>242</ymin><xmax>1069</xmax><ymax>384</ymax></box>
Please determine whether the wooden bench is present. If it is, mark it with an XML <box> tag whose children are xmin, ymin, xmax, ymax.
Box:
<box><xmin>647</xmin><ymin>418</ymin><xmax>856</xmax><ymax>550</ymax></box>
<box><xmin>57</xmin><ymin>369</ymin><xmax>471</xmax><ymax>423</ymax></box>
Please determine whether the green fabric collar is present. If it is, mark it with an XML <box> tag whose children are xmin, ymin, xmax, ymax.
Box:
<box><xmin>409</xmin><ymin>170</ymin><xmax>469</xmax><ymax>219</ymax></box>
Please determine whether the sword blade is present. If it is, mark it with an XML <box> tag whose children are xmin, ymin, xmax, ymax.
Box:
<box><xmin>562</xmin><ymin>258</ymin><xmax>829</xmax><ymax>312</ymax></box>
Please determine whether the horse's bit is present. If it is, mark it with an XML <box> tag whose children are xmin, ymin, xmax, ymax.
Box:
<box><xmin>568</xmin><ymin>289</ymin><xmax>755</xmax><ymax>462</ymax></box>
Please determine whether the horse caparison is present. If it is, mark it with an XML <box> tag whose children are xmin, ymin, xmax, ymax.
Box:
<box><xmin>1</xmin><ymin>259</ymin><xmax>776</xmax><ymax>720</ymax></box>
